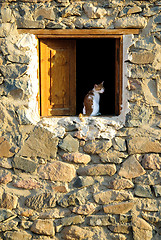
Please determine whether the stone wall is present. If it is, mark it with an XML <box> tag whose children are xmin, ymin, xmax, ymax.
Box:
<box><xmin>0</xmin><ymin>0</ymin><xmax>161</xmax><ymax>239</ymax></box>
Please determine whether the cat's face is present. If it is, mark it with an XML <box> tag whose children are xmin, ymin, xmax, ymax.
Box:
<box><xmin>94</xmin><ymin>81</ymin><xmax>105</xmax><ymax>93</ymax></box>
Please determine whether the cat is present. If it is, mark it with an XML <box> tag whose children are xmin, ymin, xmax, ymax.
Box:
<box><xmin>82</xmin><ymin>81</ymin><xmax>105</xmax><ymax>116</ymax></box>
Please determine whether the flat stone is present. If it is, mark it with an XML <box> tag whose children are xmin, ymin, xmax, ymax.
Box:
<box><xmin>0</xmin><ymin>137</ymin><xmax>14</xmax><ymax>158</ymax></box>
<box><xmin>4</xmin><ymin>230</ymin><xmax>32</xmax><ymax>240</ymax></box>
<box><xmin>18</xmin><ymin>127</ymin><xmax>59</xmax><ymax>159</ymax></box>
<box><xmin>93</xmin><ymin>190</ymin><xmax>133</xmax><ymax>205</ymax></box>
<box><xmin>13</xmin><ymin>156</ymin><xmax>38</xmax><ymax>173</ymax></box>
<box><xmin>39</xmin><ymin>208</ymin><xmax>71</xmax><ymax>219</ymax></box>
<box><xmin>62</xmin><ymin>152</ymin><xmax>91</xmax><ymax>164</ymax></box>
<box><xmin>153</xmin><ymin>185</ymin><xmax>161</xmax><ymax>197</ymax></box>
<box><xmin>113</xmin><ymin>137</ymin><xmax>127</xmax><ymax>152</ymax></box>
<box><xmin>0</xmin><ymin>64</ymin><xmax>27</xmax><ymax>79</ymax></box>
<box><xmin>0</xmin><ymin>169</ymin><xmax>12</xmax><ymax>184</ymax></box>
<box><xmin>71</xmin><ymin>203</ymin><xmax>96</xmax><ymax>215</ymax></box>
<box><xmin>108</xmin><ymin>224</ymin><xmax>131</xmax><ymax>234</ymax></box>
<box><xmin>34</xmin><ymin>7</ymin><xmax>56</xmax><ymax>20</ymax></box>
<box><xmin>127</xmin><ymin>137</ymin><xmax>161</xmax><ymax>154</ymax></box>
<box><xmin>114</xmin><ymin>16</ymin><xmax>147</xmax><ymax>29</ymax></box>
<box><xmin>59</xmin><ymin>134</ymin><xmax>79</xmax><ymax>152</ymax></box>
<box><xmin>31</xmin><ymin>219</ymin><xmax>55</xmax><ymax>237</ymax></box>
<box><xmin>142</xmin><ymin>212</ymin><xmax>161</xmax><ymax>224</ymax></box>
<box><xmin>38</xmin><ymin>161</ymin><xmax>76</xmax><ymax>182</ymax></box>
<box><xmin>0</xmin><ymin>209</ymin><xmax>16</xmax><ymax>222</ymax></box>
<box><xmin>25</xmin><ymin>192</ymin><xmax>57</xmax><ymax>210</ymax></box>
<box><xmin>119</xmin><ymin>6</ymin><xmax>142</xmax><ymax>17</ymax></box>
<box><xmin>103</xmin><ymin>201</ymin><xmax>134</xmax><ymax>215</ymax></box>
<box><xmin>132</xmin><ymin>216</ymin><xmax>152</xmax><ymax>240</ymax></box>
<box><xmin>134</xmin><ymin>185</ymin><xmax>153</xmax><ymax>198</ymax></box>
<box><xmin>83</xmin><ymin>140</ymin><xmax>112</xmax><ymax>154</ymax></box>
<box><xmin>129</xmin><ymin>51</ymin><xmax>155</xmax><ymax>64</ymax></box>
<box><xmin>73</xmin><ymin>176</ymin><xmax>95</xmax><ymax>188</ymax></box>
<box><xmin>59</xmin><ymin>215</ymin><xmax>84</xmax><ymax>227</ymax></box>
<box><xmin>87</xmin><ymin>215</ymin><xmax>116</xmax><ymax>226</ymax></box>
<box><xmin>77</xmin><ymin>164</ymin><xmax>116</xmax><ymax>176</ymax></box>
<box><xmin>62</xmin><ymin>226</ymin><xmax>94</xmax><ymax>240</ymax></box>
<box><xmin>142</xmin><ymin>154</ymin><xmax>161</xmax><ymax>170</ymax></box>
<box><xmin>99</xmin><ymin>150</ymin><xmax>127</xmax><ymax>164</ymax></box>
<box><xmin>0</xmin><ymin>192</ymin><xmax>18</xmax><ymax>210</ymax></box>
<box><xmin>16</xmin><ymin>18</ymin><xmax>45</xmax><ymax>28</ymax></box>
<box><xmin>118</xmin><ymin>155</ymin><xmax>146</xmax><ymax>179</ymax></box>
<box><xmin>13</xmin><ymin>179</ymin><xmax>41</xmax><ymax>190</ymax></box>
<box><xmin>108</xmin><ymin>177</ymin><xmax>134</xmax><ymax>190</ymax></box>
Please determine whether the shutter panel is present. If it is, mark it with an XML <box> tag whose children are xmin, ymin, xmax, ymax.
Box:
<box><xmin>40</xmin><ymin>39</ymin><xmax>76</xmax><ymax>116</ymax></box>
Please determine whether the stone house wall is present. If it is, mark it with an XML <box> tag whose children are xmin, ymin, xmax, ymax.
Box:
<box><xmin>0</xmin><ymin>0</ymin><xmax>161</xmax><ymax>239</ymax></box>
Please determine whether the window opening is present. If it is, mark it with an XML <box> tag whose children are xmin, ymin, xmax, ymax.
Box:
<box><xmin>39</xmin><ymin>37</ymin><xmax>122</xmax><ymax>117</ymax></box>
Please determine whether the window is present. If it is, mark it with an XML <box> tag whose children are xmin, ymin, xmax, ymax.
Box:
<box><xmin>39</xmin><ymin>35</ymin><xmax>123</xmax><ymax>117</ymax></box>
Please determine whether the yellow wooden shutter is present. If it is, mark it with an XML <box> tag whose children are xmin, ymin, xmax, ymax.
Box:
<box><xmin>40</xmin><ymin>39</ymin><xmax>76</xmax><ymax>116</ymax></box>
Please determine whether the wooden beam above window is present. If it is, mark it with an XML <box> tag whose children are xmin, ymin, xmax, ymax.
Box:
<box><xmin>18</xmin><ymin>29</ymin><xmax>140</xmax><ymax>38</ymax></box>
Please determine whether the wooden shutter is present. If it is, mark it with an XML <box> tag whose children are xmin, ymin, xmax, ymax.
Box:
<box><xmin>40</xmin><ymin>39</ymin><xmax>76</xmax><ymax>116</ymax></box>
<box><xmin>115</xmin><ymin>37</ymin><xmax>123</xmax><ymax>115</ymax></box>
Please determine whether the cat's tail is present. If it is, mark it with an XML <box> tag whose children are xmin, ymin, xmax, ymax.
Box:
<box><xmin>79</xmin><ymin>113</ymin><xmax>85</xmax><ymax>122</ymax></box>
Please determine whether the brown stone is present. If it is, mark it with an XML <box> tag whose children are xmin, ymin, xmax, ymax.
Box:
<box><xmin>93</xmin><ymin>190</ymin><xmax>133</xmax><ymax>205</ymax></box>
<box><xmin>127</xmin><ymin>137</ymin><xmax>161</xmax><ymax>154</ymax></box>
<box><xmin>59</xmin><ymin>134</ymin><xmax>79</xmax><ymax>152</ymax></box>
<box><xmin>108</xmin><ymin>224</ymin><xmax>131</xmax><ymax>234</ymax></box>
<box><xmin>18</xmin><ymin>127</ymin><xmax>58</xmax><ymax>159</ymax></box>
<box><xmin>109</xmin><ymin>177</ymin><xmax>134</xmax><ymax>190</ymax></box>
<box><xmin>0</xmin><ymin>169</ymin><xmax>12</xmax><ymax>184</ymax></box>
<box><xmin>0</xmin><ymin>192</ymin><xmax>18</xmax><ymax>210</ymax></box>
<box><xmin>142</xmin><ymin>153</ymin><xmax>161</xmax><ymax>170</ymax></box>
<box><xmin>103</xmin><ymin>201</ymin><xmax>134</xmax><ymax>214</ymax></box>
<box><xmin>118</xmin><ymin>155</ymin><xmax>146</xmax><ymax>179</ymax></box>
<box><xmin>62</xmin><ymin>152</ymin><xmax>91</xmax><ymax>164</ymax></box>
<box><xmin>4</xmin><ymin>230</ymin><xmax>32</xmax><ymax>240</ymax></box>
<box><xmin>13</xmin><ymin>179</ymin><xmax>41</xmax><ymax>190</ymax></box>
<box><xmin>0</xmin><ymin>137</ymin><xmax>14</xmax><ymax>158</ymax></box>
<box><xmin>77</xmin><ymin>164</ymin><xmax>116</xmax><ymax>176</ymax></box>
<box><xmin>71</xmin><ymin>203</ymin><xmax>96</xmax><ymax>215</ymax></box>
<box><xmin>83</xmin><ymin>140</ymin><xmax>112</xmax><ymax>154</ymax></box>
<box><xmin>31</xmin><ymin>219</ymin><xmax>55</xmax><ymax>237</ymax></box>
<box><xmin>62</xmin><ymin>225</ymin><xmax>94</xmax><ymax>240</ymax></box>
<box><xmin>38</xmin><ymin>161</ymin><xmax>76</xmax><ymax>182</ymax></box>
<box><xmin>129</xmin><ymin>51</ymin><xmax>155</xmax><ymax>64</ymax></box>
<box><xmin>132</xmin><ymin>216</ymin><xmax>152</xmax><ymax>240</ymax></box>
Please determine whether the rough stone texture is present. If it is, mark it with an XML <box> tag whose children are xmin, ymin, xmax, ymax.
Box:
<box><xmin>132</xmin><ymin>216</ymin><xmax>153</xmax><ymax>240</ymax></box>
<box><xmin>77</xmin><ymin>164</ymin><xmax>116</xmax><ymax>176</ymax></box>
<box><xmin>108</xmin><ymin>177</ymin><xmax>134</xmax><ymax>190</ymax></box>
<box><xmin>13</xmin><ymin>156</ymin><xmax>38</xmax><ymax>173</ymax></box>
<box><xmin>25</xmin><ymin>192</ymin><xmax>57</xmax><ymax>210</ymax></box>
<box><xmin>4</xmin><ymin>231</ymin><xmax>32</xmax><ymax>240</ymax></box>
<box><xmin>31</xmin><ymin>219</ymin><xmax>55</xmax><ymax>237</ymax></box>
<box><xmin>93</xmin><ymin>190</ymin><xmax>133</xmax><ymax>205</ymax></box>
<box><xmin>13</xmin><ymin>179</ymin><xmax>41</xmax><ymax>190</ymax></box>
<box><xmin>71</xmin><ymin>203</ymin><xmax>96</xmax><ymax>215</ymax></box>
<box><xmin>0</xmin><ymin>137</ymin><xmax>14</xmax><ymax>158</ymax></box>
<box><xmin>142</xmin><ymin>153</ymin><xmax>161</xmax><ymax>170</ymax></box>
<box><xmin>134</xmin><ymin>185</ymin><xmax>153</xmax><ymax>198</ymax></box>
<box><xmin>103</xmin><ymin>201</ymin><xmax>134</xmax><ymax>214</ymax></box>
<box><xmin>114</xmin><ymin>16</ymin><xmax>147</xmax><ymax>29</ymax></box>
<box><xmin>0</xmin><ymin>192</ymin><xmax>18</xmax><ymax>210</ymax></box>
<box><xmin>127</xmin><ymin>137</ymin><xmax>161</xmax><ymax>154</ymax></box>
<box><xmin>0</xmin><ymin>169</ymin><xmax>12</xmax><ymax>184</ymax></box>
<box><xmin>88</xmin><ymin>215</ymin><xmax>116</xmax><ymax>226</ymax></box>
<box><xmin>18</xmin><ymin>127</ymin><xmax>59</xmax><ymax>159</ymax></box>
<box><xmin>62</xmin><ymin>226</ymin><xmax>94</xmax><ymax>240</ymax></box>
<box><xmin>62</xmin><ymin>152</ymin><xmax>91</xmax><ymax>164</ymax></box>
<box><xmin>59</xmin><ymin>134</ymin><xmax>79</xmax><ymax>152</ymax></box>
<box><xmin>38</xmin><ymin>161</ymin><xmax>76</xmax><ymax>182</ymax></box>
<box><xmin>118</xmin><ymin>155</ymin><xmax>146</xmax><ymax>179</ymax></box>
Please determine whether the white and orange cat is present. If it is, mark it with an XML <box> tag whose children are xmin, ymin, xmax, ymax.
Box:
<box><xmin>82</xmin><ymin>81</ymin><xmax>105</xmax><ymax>116</ymax></box>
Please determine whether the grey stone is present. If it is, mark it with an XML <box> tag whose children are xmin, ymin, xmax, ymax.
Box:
<box><xmin>62</xmin><ymin>4</ymin><xmax>82</xmax><ymax>17</ymax></box>
<box><xmin>73</xmin><ymin>176</ymin><xmax>94</xmax><ymax>188</ymax></box>
<box><xmin>58</xmin><ymin>188</ymin><xmax>89</xmax><ymax>207</ymax></box>
<box><xmin>153</xmin><ymin>185</ymin><xmax>161</xmax><ymax>197</ymax></box>
<box><xmin>108</xmin><ymin>224</ymin><xmax>131</xmax><ymax>234</ymax></box>
<box><xmin>154</xmin><ymin>15</ymin><xmax>161</xmax><ymax>23</ymax></box>
<box><xmin>87</xmin><ymin>215</ymin><xmax>116</xmax><ymax>226</ymax></box>
<box><xmin>34</xmin><ymin>7</ymin><xmax>56</xmax><ymax>20</ymax></box>
<box><xmin>142</xmin><ymin>212</ymin><xmax>161</xmax><ymax>224</ymax></box>
<box><xmin>18</xmin><ymin>127</ymin><xmax>59</xmax><ymax>159</ymax></box>
<box><xmin>83</xmin><ymin>140</ymin><xmax>112</xmax><ymax>154</ymax></box>
<box><xmin>0</xmin><ymin>64</ymin><xmax>27</xmax><ymax>79</ymax></box>
<box><xmin>114</xmin><ymin>16</ymin><xmax>147</xmax><ymax>29</ymax></box>
<box><xmin>59</xmin><ymin>134</ymin><xmax>79</xmax><ymax>152</ymax></box>
<box><xmin>13</xmin><ymin>156</ymin><xmax>38</xmax><ymax>173</ymax></box>
<box><xmin>135</xmin><ymin>170</ymin><xmax>161</xmax><ymax>185</ymax></box>
<box><xmin>0</xmin><ymin>220</ymin><xmax>18</xmax><ymax>232</ymax></box>
<box><xmin>7</xmin><ymin>53</ymin><xmax>30</xmax><ymax>64</ymax></box>
<box><xmin>77</xmin><ymin>164</ymin><xmax>116</xmax><ymax>176</ymax></box>
<box><xmin>25</xmin><ymin>192</ymin><xmax>57</xmax><ymax>210</ymax></box>
<box><xmin>46</xmin><ymin>21</ymin><xmax>66</xmax><ymax>29</ymax></box>
<box><xmin>112</xmin><ymin>137</ymin><xmax>127</xmax><ymax>152</ymax></box>
<box><xmin>119</xmin><ymin>6</ymin><xmax>142</xmax><ymax>17</ymax></box>
<box><xmin>0</xmin><ymin>209</ymin><xmax>16</xmax><ymax>222</ymax></box>
<box><xmin>56</xmin><ymin>215</ymin><xmax>84</xmax><ymax>232</ymax></box>
<box><xmin>129</xmin><ymin>51</ymin><xmax>155</xmax><ymax>64</ymax></box>
<box><xmin>134</xmin><ymin>185</ymin><xmax>153</xmax><ymax>198</ymax></box>
<box><xmin>16</xmin><ymin>18</ymin><xmax>45</xmax><ymax>28</ymax></box>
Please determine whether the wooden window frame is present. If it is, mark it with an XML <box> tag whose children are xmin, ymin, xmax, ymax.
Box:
<box><xmin>18</xmin><ymin>29</ymin><xmax>140</xmax><ymax>117</ymax></box>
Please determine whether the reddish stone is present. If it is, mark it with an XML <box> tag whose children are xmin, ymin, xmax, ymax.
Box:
<box><xmin>62</xmin><ymin>152</ymin><xmax>91</xmax><ymax>164</ymax></box>
<box><xmin>13</xmin><ymin>179</ymin><xmax>42</xmax><ymax>190</ymax></box>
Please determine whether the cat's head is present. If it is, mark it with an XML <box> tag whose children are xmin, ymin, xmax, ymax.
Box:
<box><xmin>94</xmin><ymin>81</ymin><xmax>105</xmax><ymax>93</ymax></box>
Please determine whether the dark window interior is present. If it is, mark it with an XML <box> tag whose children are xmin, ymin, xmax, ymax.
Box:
<box><xmin>76</xmin><ymin>38</ymin><xmax>116</xmax><ymax>115</ymax></box>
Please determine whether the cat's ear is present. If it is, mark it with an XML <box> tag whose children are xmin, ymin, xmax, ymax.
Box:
<box><xmin>101</xmin><ymin>81</ymin><xmax>104</xmax><ymax>85</ymax></box>
<box><xmin>94</xmin><ymin>84</ymin><xmax>98</xmax><ymax>88</ymax></box>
